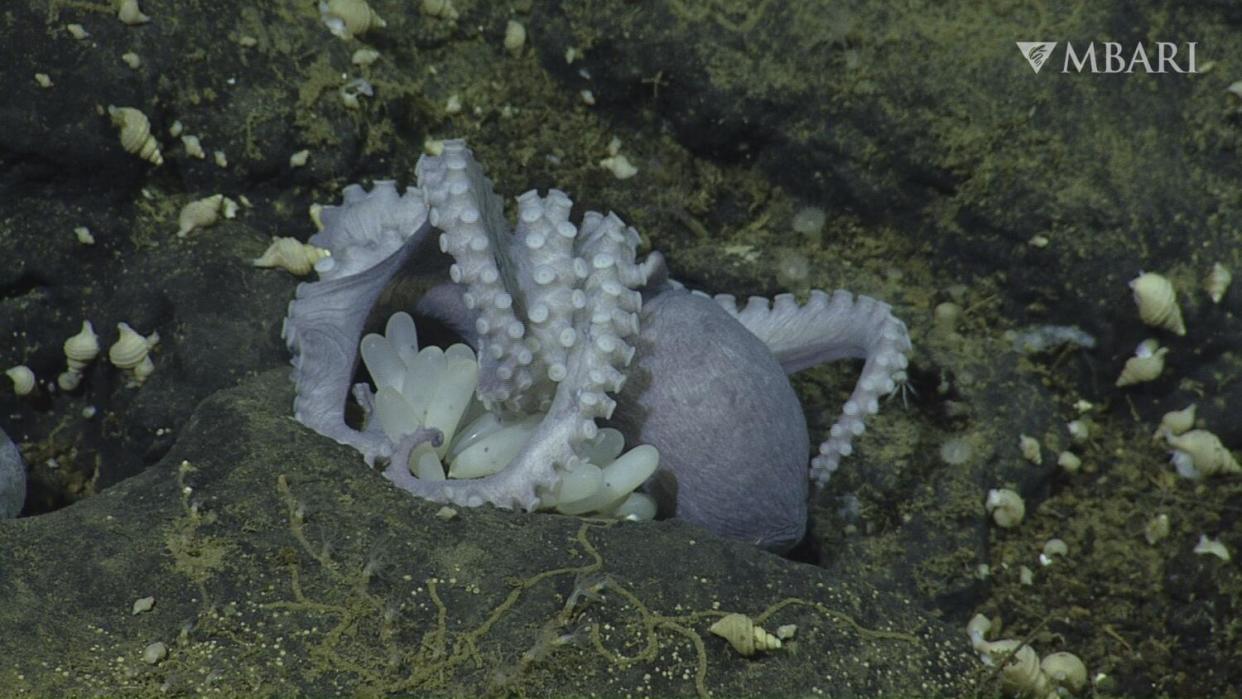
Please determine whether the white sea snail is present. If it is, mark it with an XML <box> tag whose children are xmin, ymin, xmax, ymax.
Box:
<box><xmin>319</xmin><ymin>0</ymin><xmax>386</xmax><ymax>39</ymax></box>
<box><xmin>63</xmin><ymin>321</ymin><xmax>100</xmax><ymax>370</ymax></box>
<box><xmin>59</xmin><ymin>320</ymin><xmax>101</xmax><ymax>391</ymax></box>
<box><xmin>5</xmin><ymin>366</ymin><xmax>36</xmax><ymax>396</ymax></box>
<box><xmin>107</xmin><ymin>105</ymin><xmax>163</xmax><ymax>166</ymax></box>
<box><xmin>1129</xmin><ymin>272</ymin><xmax>1185</xmax><ymax>336</ymax></box>
<box><xmin>985</xmin><ymin>488</ymin><xmax>1025</xmax><ymax>528</ymax></box>
<box><xmin>1166</xmin><ymin>429</ymin><xmax>1241</xmax><ymax>479</ymax></box>
<box><xmin>1205</xmin><ymin>263</ymin><xmax>1231</xmax><ymax>304</ymax></box>
<box><xmin>252</xmin><ymin>237</ymin><xmax>330</xmax><ymax>276</ymax></box>
<box><xmin>108</xmin><ymin>322</ymin><xmax>160</xmax><ymax>386</ymax></box>
<box><xmin>1115</xmin><ymin>339</ymin><xmax>1167</xmax><ymax>387</ymax></box>
<box><xmin>115</xmin><ymin>0</ymin><xmax>151</xmax><ymax>25</ymax></box>
<box><xmin>177</xmin><ymin>194</ymin><xmax>225</xmax><ymax>237</ymax></box>
<box><xmin>1153</xmin><ymin>404</ymin><xmax>1195</xmax><ymax>441</ymax></box>
<box><xmin>708</xmin><ymin>613</ymin><xmax>783</xmax><ymax>657</ymax></box>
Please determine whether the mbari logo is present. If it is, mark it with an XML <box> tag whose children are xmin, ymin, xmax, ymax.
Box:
<box><xmin>1017</xmin><ymin>42</ymin><xmax>1056</xmax><ymax>74</ymax></box>
<box><xmin>1016</xmin><ymin>41</ymin><xmax>1198</xmax><ymax>74</ymax></box>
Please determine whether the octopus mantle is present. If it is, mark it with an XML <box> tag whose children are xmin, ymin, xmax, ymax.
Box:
<box><xmin>282</xmin><ymin>140</ymin><xmax>910</xmax><ymax>552</ymax></box>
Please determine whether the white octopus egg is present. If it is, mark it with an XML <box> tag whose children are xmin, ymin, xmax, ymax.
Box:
<box><xmin>361</xmin><ymin>311</ymin><xmax>659</xmax><ymax>520</ymax></box>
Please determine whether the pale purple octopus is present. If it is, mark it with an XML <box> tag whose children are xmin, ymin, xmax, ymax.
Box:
<box><xmin>283</xmin><ymin>140</ymin><xmax>910</xmax><ymax>553</ymax></box>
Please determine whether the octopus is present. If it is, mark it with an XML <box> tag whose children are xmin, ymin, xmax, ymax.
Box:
<box><xmin>283</xmin><ymin>140</ymin><xmax>910</xmax><ymax>553</ymax></box>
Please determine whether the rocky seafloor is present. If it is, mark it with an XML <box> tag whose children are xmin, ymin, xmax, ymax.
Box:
<box><xmin>1</xmin><ymin>1</ymin><xmax>1240</xmax><ymax>696</ymax></box>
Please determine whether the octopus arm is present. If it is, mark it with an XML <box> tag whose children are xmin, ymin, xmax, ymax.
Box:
<box><xmin>0</xmin><ymin>426</ymin><xmax>26</xmax><ymax>518</ymax></box>
<box><xmin>711</xmin><ymin>290</ymin><xmax>911</xmax><ymax>486</ymax></box>
<box><xmin>377</xmin><ymin>141</ymin><xmax>649</xmax><ymax>512</ymax></box>
<box><xmin>283</xmin><ymin>182</ymin><xmax>435</xmax><ymax>465</ymax></box>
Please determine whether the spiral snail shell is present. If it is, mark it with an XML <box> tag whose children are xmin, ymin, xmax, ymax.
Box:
<box><xmin>107</xmin><ymin>105</ymin><xmax>162</xmax><ymax>166</ymax></box>
<box><xmin>252</xmin><ymin>237</ymin><xmax>330</xmax><ymax>276</ymax></box>
<box><xmin>1166</xmin><ymin>429</ymin><xmax>1241</xmax><ymax>478</ymax></box>
<box><xmin>980</xmin><ymin>640</ymin><xmax>1053</xmax><ymax>698</ymax></box>
<box><xmin>1205</xmin><ymin>262</ymin><xmax>1231</xmax><ymax>304</ymax></box>
<box><xmin>109</xmin><ymin>322</ymin><xmax>159</xmax><ymax>386</ymax></box>
<box><xmin>63</xmin><ymin>320</ymin><xmax>100</xmax><ymax>371</ymax></box>
<box><xmin>115</xmin><ymin>0</ymin><xmax>150</xmax><ymax>25</ymax></box>
<box><xmin>1129</xmin><ymin>272</ymin><xmax>1185</xmax><ymax>335</ymax></box>
<box><xmin>1041</xmin><ymin>651</ymin><xmax>1088</xmax><ymax>694</ymax></box>
<box><xmin>1152</xmin><ymin>404</ymin><xmax>1195</xmax><ymax>440</ymax></box>
<box><xmin>1115</xmin><ymin>339</ymin><xmax>1167</xmax><ymax>387</ymax></box>
<box><xmin>5</xmin><ymin>366</ymin><xmax>36</xmax><ymax>396</ymax></box>
<box><xmin>708</xmin><ymin>613</ymin><xmax>782</xmax><ymax>656</ymax></box>
<box><xmin>319</xmin><ymin>0</ymin><xmax>386</xmax><ymax>39</ymax></box>
<box><xmin>177</xmin><ymin>194</ymin><xmax>225</xmax><ymax>237</ymax></box>
<box><xmin>985</xmin><ymin>488</ymin><xmax>1025</xmax><ymax>528</ymax></box>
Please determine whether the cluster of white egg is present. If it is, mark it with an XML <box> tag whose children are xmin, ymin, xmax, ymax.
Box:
<box><xmin>360</xmin><ymin>312</ymin><xmax>659</xmax><ymax>520</ymax></box>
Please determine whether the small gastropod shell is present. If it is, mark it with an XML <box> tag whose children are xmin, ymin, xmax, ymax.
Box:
<box><xmin>985</xmin><ymin>488</ymin><xmax>1025</xmax><ymax>528</ymax></box>
<box><xmin>177</xmin><ymin>194</ymin><xmax>225</xmax><ymax>237</ymax></box>
<box><xmin>252</xmin><ymin>237</ymin><xmax>331</xmax><ymax>276</ymax></box>
<box><xmin>319</xmin><ymin>0</ymin><xmax>386</xmax><ymax>39</ymax></box>
<box><xmin>5</xmin><ymin>366</ymin><xmax>36</xmax><ymax>396</ymax></box>
<box><xmin>109</xmin><ymin>322</ymin><xmax>160</xmax><ymax>386</ymax></box>
<box><xmin>63</xmin><ymin>320</ymin><xmax>101</xmax><ymax>371</ymax></box>
<box><xmin>181</xmin><ymin>134</ymin><xmax>205</xmax><ymax>159</ymax></box>
<box><xmin>421</xmin><ymin>0</ymin><xmax>459</xmax><ymax>21</ymax></box>
<box><xmin>1018</xmin><ymin>434</ymin><xmax>1041</xmax><ymax>464</ymax></box>
<box><xmin>1152</xmin><ymin>404</ymin><xmax>1195</xmax><ymax>440</ymax></box>
<box><xmin>1040</xmin><ymin>651</ymin><xmax>1088</xmax><ymax>694</ymax></box>
<box><xmin>1115</xmin><ymin>339</ymin><xmax>1167</xmax><ymax>387</ymax></box>
<box><xmin>116</xmin><ymin>0</ymin><xmax>150</xmax><ymax>25</ymax></box>
<box><xmin>1193</xmin><ymin>534</ymin><xmax>1231</xmax><ymax>561</ymax></box>
<box><xmin>503</xmin><ymin>20</ymin><xmax>527</xmax><ymax>56</ymax></box>
<box><xmin>1166</xmin><ymin>429</ymin><xmax>1241</xmax><ymax>478</ymax></box>
<box><xmin>1129</xmin><ymin>272</ymin><xmax>1185</xmax><ymax>335</ymax></box>
<box><xmin>107</xmin><ymin>105</ymin><xmax>163</xmax><ymax>166</ymax></box>
<box><xmin>708</xmin><ymin>613</ymin><xmax>782</xmax><ymax>656</ymax></box>
<box><xmin>1056</xmin><ymin>451</ymin><xmax>1081</xmax><ymax>472</ymax></box>
<box><xmin>976</xmin><ymin>640</ymin><xmax>1052</xmax><ymax>699</ymax></box>
<box><xmin>1205</xmin><ymin>262</ymin><xmax>1231</xmax><ymax>304</ymax></box>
